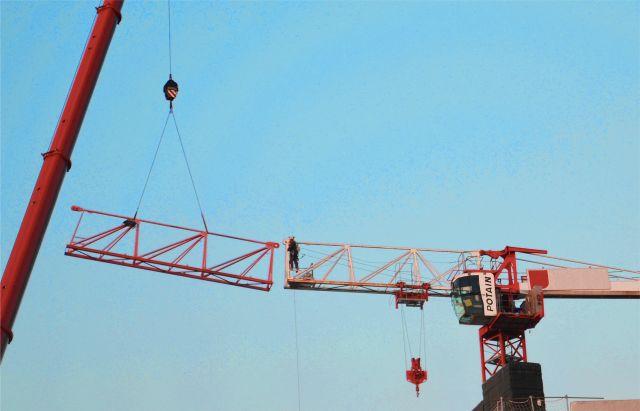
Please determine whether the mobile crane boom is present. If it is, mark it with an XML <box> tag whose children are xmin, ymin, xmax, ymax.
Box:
<box><xmin>0</xmin><ymin>0</ymin><xmax>124</xmax><ymax>362</ymax></box>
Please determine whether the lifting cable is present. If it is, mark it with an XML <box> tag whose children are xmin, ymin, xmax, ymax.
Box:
<box><xmin>292</xmin><ymin>291</ymin><xmax>302</xmax><ymax>411</ymax></box>
<box><xmin>167</xmin><ymin>0</ymin><xmax>173</xmax><ymax>76</ymax></box>
<box><xmin>133</xmin><ymin>0</ymin><xmax>208</xmax><ymax>232</ymax></box>
<box><xmin>171</xmin><ymin>111</ymin><xmax>209</xmax><ymax>231</ymax></box>
<box><xmin>400</xmin><ymin>306</ymin><xmax>411</xmax><ymax>366</ymax></box>
<box><xmin>400</xmin><ymin>306</ymin><xmax>427</xmax><ymax>367</ymax></box>
<box><xmin>133</xmin><ymin>111</ymin><xmax>171</xmax><ymax>218</ymax></box>
<box><xmin>419</xmin><ymin>308</ymin><xmax>426</xmax><ymax>360</ymax></box>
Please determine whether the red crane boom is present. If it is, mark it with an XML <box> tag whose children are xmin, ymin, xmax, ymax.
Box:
<box><xmin>0</xmin><ymin>0</ymin><xmax>124</xmax><ymax>362</ymax></box>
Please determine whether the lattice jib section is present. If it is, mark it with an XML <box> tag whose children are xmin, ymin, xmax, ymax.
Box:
<box><xmin>66</xmin><ymin>206</ymin><xmax>278</xmax><ymax>291</ymax></box>
<box><xmin>284</xmin><ymin>241</ymin><xmax>472</xmax><ymax>295</ymax></box>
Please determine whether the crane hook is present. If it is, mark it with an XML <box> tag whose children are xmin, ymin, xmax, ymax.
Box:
<box><xmin>163</xmin><ymin>75</ymin><xmax>179</xmax><ymax>109</ymax></box>
<box><xmin>406</xmin><ymin>357</ymin><xmax>427</xmax><ymax>397</ymax></box>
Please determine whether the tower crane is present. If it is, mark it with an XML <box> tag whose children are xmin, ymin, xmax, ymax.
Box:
<box><xmin>283</xmin><ymin>240</ymin><xmax>640</xmax><ymax>396</ymax></box>
<box><xmin>2</xmin><ymin>2</ymin><xmax>638</xmax><ymax>407</ymax></box>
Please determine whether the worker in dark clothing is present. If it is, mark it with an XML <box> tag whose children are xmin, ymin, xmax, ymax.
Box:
<box><xmin>287</xmin><ymin>236</ymin><xmax>299</xmax><ymax>272</ymax></box>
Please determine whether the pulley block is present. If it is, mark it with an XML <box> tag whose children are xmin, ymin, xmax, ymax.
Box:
<box><xmin>163</xmin><ymin>77</ymin><xmax>179</xmax><ymax>101</ymax></box>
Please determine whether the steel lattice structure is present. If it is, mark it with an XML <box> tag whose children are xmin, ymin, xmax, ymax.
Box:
<box><xmin>285</xmin><ymin>241</ymin><xmax>473</xmax><ymax>297</ymax></box>
<box><xmin>66</xmin><ymin>206</ymin><xmax>278</xmax><ymax>291</ymax></box>
<box><xmin>284</xmin><ymin>239</ymin><xmax>640</xmax><ymax>384</ymax></box>
<box><xmin>284</xmin><ymin>240</ymin><xmax>640</xmax><ymax>298</ymax></box>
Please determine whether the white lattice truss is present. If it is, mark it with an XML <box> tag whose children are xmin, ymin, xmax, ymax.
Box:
<box><xmin>284</xmin><ymin>241</ymin><xmax>640</xmax><ymax>298</ymax></box>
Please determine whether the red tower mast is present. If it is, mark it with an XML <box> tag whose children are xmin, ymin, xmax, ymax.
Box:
<box><xmin>476</xmin><ymin>247</ymin><xmax>546</xmax><ymax>383</ymax></box>
<box><xmin>0</xmin><ymin>0</ymin><xmax>124</xmax><ymax>362</ymax></box>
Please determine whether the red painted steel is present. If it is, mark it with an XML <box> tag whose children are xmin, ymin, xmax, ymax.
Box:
<box><xmin>479</xmin><ymin>326</ymin><xmax>533</xmax><ymax>383</ymax></box>
<box><xmin>65</xmin><ymin>206</ymin><xmax>278</xmax><ymax>291</ymax></box>
<box><xmin>479</xmin><ymin>246</ymin><xmax>547</xmax><ymax>294</ymax></box>
<box><xmin>0</xmin><ymin>0</ymin><xmax>124</xmax><ymax>361</ymax></box>
<box><xmin>394</xmin><ymin>282</ymin><xmax>430</xmax><ymax>309</ymax></box>
<box><xmin>476</xmin><ymin>247</ymin><xmax>546</xmax><ymax>382</ymax></box>
<box><xmin>406</xmin><ymin>357</ymin><xmax>428</xmax><ymax>397</ymax></box>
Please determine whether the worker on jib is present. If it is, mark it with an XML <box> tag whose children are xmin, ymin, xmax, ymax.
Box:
<box><xmin>287</xmin><ymin>236</ymin><xmax>299</xmax><ymax>272</ymax></box>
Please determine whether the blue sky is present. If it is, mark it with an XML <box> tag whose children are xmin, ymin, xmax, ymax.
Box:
<box><xmin>1</xmin><ymin>1</ymin><xmax>639</xmax><ymax>410</ymax></box>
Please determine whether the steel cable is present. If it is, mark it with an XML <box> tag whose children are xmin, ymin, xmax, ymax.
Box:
<box><xmin>292</xmin><ymin>291</ymin><xmax>302</xmax><ymax>411</ymax></box>
<box><xmin>133</xmin><ymin>111</ymin><xmax>171</xmax><ymax>218</ymax></box>
<box><xmin>171</xmin><ymin>110</ymin><xmax>209</xmax><ymax>231</ymax></box>
<box><xmin>167</xmin><ymin>0</ymin><xmax>173</xmax><ymax>75</ymax></box>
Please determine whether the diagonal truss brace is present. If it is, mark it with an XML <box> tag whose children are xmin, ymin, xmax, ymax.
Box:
<box><xmin>284</xmin><ymin>240</ymin><xmax>473</xmax><ymax>296</ymax></box>
<box><xmin>66</xmin><ymin>206</ymin><xmax>279</xmax><ymax>291</ymax></box>
<box><xmin>284</xmin><ymin>241</ymin><xmax>640</xmax><ymax>298</ymax></box>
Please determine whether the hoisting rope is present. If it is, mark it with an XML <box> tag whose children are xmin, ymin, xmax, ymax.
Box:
<box><xmin>132</xmin><ymin>110</ymin><xmax>209</xmax><ymax>232</ymax></box>
<box><xmin>292</xmin><ymin>291</ymin><xmax>302</xmax><ymax>411</ymax></box>
<box><xmin>167</xmin><ymin>0</ymin><xmax>173</xmax><ymax>76</ymax></box>
<box><xmin>400</xmin><ymin>306</ymin><xmax>428</xmax><ymax>397</ymax></box>
<box><xmin>133</xmin><ymin>111</ymin><xmax>171</xmax><ymax>218</ymax></box>
<box><xmin>132</xmin><ymin>0</ymin><xmax>208</xmax><ymax>232</ymax></box>
<box><xmin>400</xmin><ymin>306</ymin><xmax>412</xmax><ymax>366</ymax></box>
<box><xmin>400</xmin><ymin>306</ymin><xmax>427</xmax><ymax>367</ymax></box>
<box><xmin>419</xmin><ymin>308</ymin><xmax>426</xmax><ymax>360</ymax></box>
<box><xmin>164</xmin><ymin>0</ymin><xmax>179</xmax><ymax>109</ymax></box>
<box><xmin>171</xmin><ymin>110</ymin><xmax>209</xmax><ymax>232</ymax></box>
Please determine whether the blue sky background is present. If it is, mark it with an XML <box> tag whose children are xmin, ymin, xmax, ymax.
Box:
<box><xmin>1</xmin><ymin>1</ymin><xmax>639</xmax><ymax>410</ymax></box>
